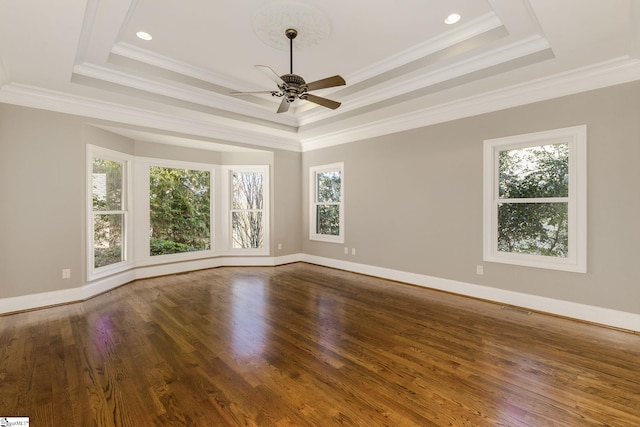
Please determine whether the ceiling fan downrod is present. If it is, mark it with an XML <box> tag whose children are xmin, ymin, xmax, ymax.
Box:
<box><xmin>280</xmin><ymin>28</ymin><xmax>305</xmax><ymax>103</ymax></box>
<box><xmin>286</xmin><ymin>28</ymin><xmax>297</xmax><ymax>75</ymax></box>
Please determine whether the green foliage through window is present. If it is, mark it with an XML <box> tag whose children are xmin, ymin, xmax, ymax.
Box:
<box><xmin>92</xmin><ymin>158</ymin><xmax>125</xmax><ymax>268</ymax></box>
<box><xmin>149</xmin><ymin>167</ymin><xmax>211</xmax><ymax>256</ymax></box>
<box><xmin>497</xmin><ymin>143</ymin><xmax>569</xmax><ymax>257</ymax></box>
<box><xmin>315</xmin><ymin>170</ymin><xmax>341</xmax><ymax>236</ymax></box>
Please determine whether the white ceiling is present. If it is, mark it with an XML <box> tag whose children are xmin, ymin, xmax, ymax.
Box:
<box><xmin>1</xmin><ymin>0</ymin><xmax>639</xmax><ymax>152</ymax></box>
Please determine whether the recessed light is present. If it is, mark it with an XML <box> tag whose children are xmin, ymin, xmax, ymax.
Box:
<box><xmin>444</xmin><ymin>13</ymin><xmax>461</xmax><ymax>25</ymax></box>
<box><xmin>136</xmin><ymin>31</ymin><xmax>153</xmax><ymax>41</ymax></box>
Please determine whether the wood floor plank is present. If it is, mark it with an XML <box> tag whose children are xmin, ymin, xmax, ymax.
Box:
<box><xmin>1</xmin><ymin>262</ymin><xmax>639</xmax><ymax>426</ymax></box>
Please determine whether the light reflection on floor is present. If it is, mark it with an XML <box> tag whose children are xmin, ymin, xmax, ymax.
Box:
<box><xmin>230</xmin><ymin>277</ymin><xmax>266</xmax><ymax>359</ymax></box>
<box><xmin>91</xmin><ymin>313</ymin><xmax>116</xmax><ymax>355</ymax></box>
<box><xmin>315</xmin><ymin>291</ymin><xmax>342</xmax><ymax>360</ymax></box>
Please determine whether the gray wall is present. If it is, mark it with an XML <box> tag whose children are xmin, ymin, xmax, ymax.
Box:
<box><xmin>1</xmin><ymin>81</ymin><xmax>638</xmax><ymax>316</ymax></box>
<box><xmin>0</xmin><ymin>104</ymin><xmax>302</xmax><ymax>298</ymax></box>
<box><xmin>302</xmin><ymin>81</ymin><xmax>640</xmax><ymax>315</ymax></box>
<box><xmin>0</xmin><ymin>107</ymin><xmax>87</xmax><ymax>297</ymax></box>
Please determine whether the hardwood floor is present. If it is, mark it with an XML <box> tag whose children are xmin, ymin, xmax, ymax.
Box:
<box><xmin>0</xmin><ymin>263</ymin><xmax>639</xmax><ymax>426</ymax></box>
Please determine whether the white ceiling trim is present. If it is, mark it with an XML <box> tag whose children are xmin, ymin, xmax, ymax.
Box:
<box><xmin>110</xmin><ymin>42</ymin><xmax>251</xmax><ymax>91</ymax></box>
<box><xmin>346</xmin><ymin>12</ymin><xmax>504</xmax><ymax>86</ymax></box>
<box><xmin>300</xmin><ymin>56</ymin><xmax>640</xmax><ymax>151</ymax></box>
<box><xmin>297</xmin><ymin>34</ymin><xmax>551</xmax><ymax>126</ymax></box>
<box><xmin>110</xmin><ymin>12</ymin><xmax>504</xmax><ymax>95</ymax></box>
<box><xmin>73</xmin><ymin>62</ymin><xmax>297</xmax><ymax>127</ymax></box>
<box><xmin>2</xmin><ymin>57</ymin><xmax>639</xmax><ymax>154</ymax></box>
<box><xmin>0</xmin><ymin>82</ymin><xmax>301</xmax><ymax>152</ymax></box>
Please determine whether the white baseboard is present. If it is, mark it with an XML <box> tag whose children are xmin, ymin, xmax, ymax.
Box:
<box><xmin>0</xmin><ymin>287</ymin><xmax>83</xmax><ymax>315</ymax></box>
<box><xmin>132</xmin><ymin>253</ymin><xmax>303</xmax><ymax>280</ymax></box>
<box><xmin>2</xmin><ymin>253</ymin><xmax>638</xmax><ymax>333</ymax></box>
<box><xmin>300</xmin><ymin>254</ymin><xmax>640</xmax><ymax>333</ymax></box>
<box><xmin>0</xmin><ymin>254</ymin><xmax>301</xmax><ymax>315</ymax></box>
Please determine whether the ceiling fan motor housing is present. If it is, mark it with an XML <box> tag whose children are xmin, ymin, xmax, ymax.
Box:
<box><xmin>281</xmin><ymin>73</ymin><xmax>305</xmax><ymax>86</ymax></box>
<box><xmin>280</xmin><ymin>73</ymin><xmax>307</xmax><ymax>101</ymax></box>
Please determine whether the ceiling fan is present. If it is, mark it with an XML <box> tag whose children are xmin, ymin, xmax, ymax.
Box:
<box><xmin>231</xmin><ymin>28</ymin><xmax>346</xmax><ymax>113</ymax></box>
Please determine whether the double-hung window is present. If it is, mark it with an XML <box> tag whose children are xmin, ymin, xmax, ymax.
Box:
<box><xmin>88</xmin><ymin>145</ymin><xmax>132</xmax><ymax>279</ymax></box>
<box><xmin>88</xmin><ymin>148</ymin><xmax>272</xmax><ymax>272</ymax></box>
<box><xmin>309</xmin><ymin>163</ymin><xmax>344</xmax><ymax>243</ymax></box>
<box><xmin>227</xmin><ymin>166</ymin><xmax>269</xmax><ymax>252</ymax></box>
<box><xmin>483</xmin><ymin>125</ymin><xmax>587</xmax><ymax>272</ymax></box>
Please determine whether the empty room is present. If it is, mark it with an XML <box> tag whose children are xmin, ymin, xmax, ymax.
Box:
<box><xmin>0</xmin><ymin>0</ymin><xmax>639</xmax><ymax>425</ymax></box>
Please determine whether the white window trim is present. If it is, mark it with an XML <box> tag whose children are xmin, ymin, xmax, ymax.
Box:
<box><xmin>309</xmin><ymin>162</ymin><xmax>345</xmax><ymax>244</ymax></box>
<box><xmin>483</xmin><ymin>125</ymin><xmax>587</xmax><ymax>273</ymax></box>
<box><xmin>134</xmin><ymin>157</ymin><xmax>216</xmax><ymax>265</ymax></box>
<box><xmin>86</xmin><ymin>145</ymin><xmax>134</xmax><ymax>281</ymax></box>
<box><xmin>220</xmin><ymin>165</ymin><xmax>270</xmax><ymax>255</ymax></box>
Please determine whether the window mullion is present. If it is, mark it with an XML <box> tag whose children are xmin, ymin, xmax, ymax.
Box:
<box><xmin>497</xmin><ymin>197</ymin><xmax>570</xmax><ymax>204</ymax></box>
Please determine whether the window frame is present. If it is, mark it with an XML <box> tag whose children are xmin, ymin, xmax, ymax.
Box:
<box><xmin>134</xmin><ymin>157</ymin><xmax>216</xmax><ymax>264</ymax></box>
<box><xmin>483</xmin><ymin>125</ymin><xmax>587</xmax><ymax>273</ymax></box>
<box><xmin>222</xmin><ymin>165</ymin><xmax>270</xmax><ymax>255</ymax></box>
<box><xmin>309</xmin><ymin>162</ymin><xmax>345</xmax><ymax>244</ymax></box>
<box><xmin>87</xmin><ymin>145</ymin><xmax>133</xmax><ymax>281</ymax></box>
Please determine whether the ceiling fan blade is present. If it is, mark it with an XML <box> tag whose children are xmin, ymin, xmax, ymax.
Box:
<box><xmin>255</xmin><ymin>65</ymin><xmax>285</xmax><ymax>85</ymax></box>
<box><xmin>305</xmin><ymin>75</ymin><xmax>346</xmax><ymax>91</ymax></box>
<box><xmin>276</xmin><ymin>97</ymin><xmax>290</xmax><ymax>113</ymax></box>
<box><xmin>304</xmin><ymin>93</ymin><xmax>341</xmax><ymax>110</ymax></box>
<box><xmin>230</xmin><ymin>90</ymin><xmax>277</xmax><ymax>96</ymax></box>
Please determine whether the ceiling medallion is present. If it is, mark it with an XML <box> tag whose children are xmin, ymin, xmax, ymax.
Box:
<box><xmin>252</xmin><ymin>1</ymin><xmax>331</xmax><ymax>50</ymax></box>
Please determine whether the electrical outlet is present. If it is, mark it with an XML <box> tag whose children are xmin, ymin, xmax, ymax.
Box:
<box><xmin>277</xmin><ymin>243</ymin><xmax>282</xmax><ymax>250</ymax></box>
<box><xmin>476</xmin><ymin>265</ymin><xmax>484</xmax><ymax>275</ymax></box>
<box><xmin>351</xmin><ymin>248</ymin><xmax>356</xmax><ymax>255</ymax></box>
<box><xmin>62</xmin><ymin>269</ymin><xmax>71</xmax><ymax>279</ymax></box>
<box><xmin>344</xmin><ymin>247</ymin><xmax>348</xmax><ymax>254</ymax></box>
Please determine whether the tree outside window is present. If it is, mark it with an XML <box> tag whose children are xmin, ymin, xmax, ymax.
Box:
<box><xmin>231</xmin><ymin>170</ymin><xmax>264</xmax><ymax>249</ymax></box>
<box><xmin>149</xmin><ymin>166</ymin><xmax>211</xmax><ymax>256</ymax></box>
<box><xmin>310</xmin><ymin>163</ymin><xmax>344</xmax><ymax>243</ymax></box>
<box><xmin>497</xmin><ymin>143</ymin><xmax>569</xmax><ymax>257</ymax></box>
<box><xmin>484</xmin><ymin>126</ymin><xmax>587</xmax><ymax>272</ymax></box>
<box><xmin>92</xmin><ymin>158</ymin><xmax>125</xmax><ymax>268</ymax></box>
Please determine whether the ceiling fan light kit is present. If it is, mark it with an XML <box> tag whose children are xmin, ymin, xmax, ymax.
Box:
<box><xmin>232</xmin><ymin>28</ymin><xmax>345</xmax><ymax>113</ymax></box>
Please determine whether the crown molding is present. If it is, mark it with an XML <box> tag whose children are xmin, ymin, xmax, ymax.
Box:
<box><xmin>298</xmin><ymin>34</ymin><xmax>550</xmax><ymax>126</ymax></box>
<box><xmin>2</xmin><ymin>56</ymin><xmax>639</xmax><ymax>154</ymax></box>
<box><xmin>111</xmin><ymin>42</ymin><xmax>250</xmax><ymax>91</ymax></box>
<box><xmin>73</xmin><ymin>62</ymin><xmax>297</xmax><ymax>127</ymax></box>
<box><xmin>346</xmin><ymin>12</ymin><xmax>504</xmax><ymax>86</ymax></box>
<box><xmin>0</xmin><ymin>83</ymin><xmax>302</xmax><ymax>152</ymax></box>
<box><xmin>111</xmin><ymin>12</ymin><xmax>502</xmax><ymax>95</ymax></box>
<box><xmin>300</xmin><ymin>56</ymin><xmax>640</xmax><ymax>151</ymax></box>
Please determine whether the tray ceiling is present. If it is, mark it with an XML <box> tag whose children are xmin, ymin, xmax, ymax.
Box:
<box><xmin>0</xmin><ymin>0</ymin><xmax>638</xmax><ymax>151</ymax></box>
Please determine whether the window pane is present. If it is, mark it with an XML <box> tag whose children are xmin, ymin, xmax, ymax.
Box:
<box><xmin>232</xmin><ymin>171</ymin><xmax>263</xmax><ymax>210</ymax></box>
<box><xmin>94</xmin><ymin>213</ymin><xmax>123</xmax><ymax>268</ymax></box>
<box><xmin>92</xmin><ymin>159</ymin><xmax>122</xmax><ymax>210</ymax></box>
<box><xmin>498</xmin><ymin>202</ymin><xmax>568</xmax><ymax>257</ymax></box>
<box><xmin>316</xmin><ymin>205</ymin><xmax>340</xmax><ymax>236</ymax></box>
<box><xmin>499</xmin><ymin>143</ymin><xmax>568</xmax><ymax>199</ymax></box>
<box><xmin>232</xmin><ymin>211</ymin><xmax>263</xmax><ymax>249</ymax></box>
<box><xmin>149</xmin><ymin>167</ymin><xmax>211</xmax><ymax>256</ymax></box>
<box><xmin>317</xmin><ymin>171</ymin><xmax>341</xmax><ymax>203</ymax></box>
